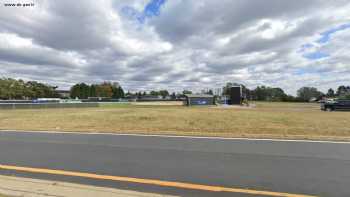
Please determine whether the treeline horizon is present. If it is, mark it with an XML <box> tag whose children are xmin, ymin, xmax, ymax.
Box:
<box><xmin>70</xmin><ymin>82</ymin><xmax>125</xmax><ymax>99</ymax></box>
<box><xmin>0</xmin><ymin>78</ymin><xmax>350</xmax><ymax>102</ymax></box>
<box><xmin>224</xmin><ymin>83</ymin><xmax>350</xmax><ymax>102</ymax></box>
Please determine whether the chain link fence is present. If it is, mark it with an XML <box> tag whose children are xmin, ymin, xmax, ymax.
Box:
<box><xmin>0</xmin><ymin>102</ymin><xmax>99</xmax><ymax>110</ymax></box>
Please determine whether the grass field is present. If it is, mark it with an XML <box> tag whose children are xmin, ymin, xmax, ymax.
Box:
<box><xmin>1</xmin><ymin>102</ymin><xmax>350</xmax><ymax>140</ymax></box>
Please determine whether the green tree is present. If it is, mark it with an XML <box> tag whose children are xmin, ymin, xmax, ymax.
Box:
<box><xmin>69</xmin><ymin>83</ymin><xmax>90</xmax><ymax>99</ymax></box>
<box><xmin>270</xmin><ymin>88</ymin><xmax>287</xmax><ymax>101</ymax></box>
<box><xmin>170</xmin><ymin>92</ymin><xmax>176</xmax><ymax>100</ymax></box>
<box><xmin>111</xmin><ymin>84</ymin><xmax>124</xmax><ymax>99</ymax></box>
<box><xmin>149</xmin><ymin>90</ymin><xmax>158</xmax><ymax>96</ymax></box>
<box><xmin>80</xmin><ymin>83</ymin><xmax>90</xmax><ymax>99</ymax></box>
<box><xmin>0</xmin><ymin>78</ymin><xmax>57</xmax><ymax>99</ymax></box>
<box><xmin>326</xmin><ymin>88</ymin><xmax>335</xmax><ymax>97</ymax></box>
<box><xmin>297</xmin><ymin>87</ymin><xmax>323</xmax><ymax>102</ymax></box>
<box><xmin>252</xmin><ymin>86</ymin><xmax>268</xmax><ymax>101</ymax></box>
<box><xmin>118</xmin><ymin>87</ymin><xmax>125</xmax><ymax>98</ymax></box>
<box><xmin>70</xmin><ymin>84</ymin><xmax>81</xmax><ymax>99</ymax></box>
<box><xmin>90</xmin><ymin>84</ymin><xmax>97</xmax><ymax>97</ymax></box>
<box><xmin>25</xmin><ymin>80</ymin><xmax>58</xmax><ymax>98</ymax></box>
<box><xmin>250</xmin><ymin>86</ymin><xmax>288</xmax><ymax>101</ymax></box>
<box><xmin>336</xmin><ymin>85</ymin><xmax>347</xmax><ymax>96</ymax></box>
<box><xmin>159</xmin><ymin>90</ymin><xmax>169</xmax><ymax>98</ymax></box>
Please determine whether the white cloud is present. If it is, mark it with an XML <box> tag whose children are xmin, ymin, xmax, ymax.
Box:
<box><xmin>0</xmin><ymin>0</ymin><xmax>350</xmax><ymax>94</ymax></box>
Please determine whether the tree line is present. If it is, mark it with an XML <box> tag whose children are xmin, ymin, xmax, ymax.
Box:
<box><xmin>0</xmin><ymin>78</ymin><xmax>58</xmax><ymax>99</ymax></box>
<box><xmin>252</xmin><ymin>85</ymin><xmax>350</xmax><ymax>102</ymax></box>
<box><xmin>223</xmin><ymin>82</ymin><xmax>350</xmax><ymax>102</ymax></box>
<box><xmin>1</xmin><ymin>78</ymin><xmax>350</xmax><ymax>102</ymax></box>
<box><xmin>70</xmin><ymin>82</ymin><xmax>124</xmax><ymax>99</ymax></box>
<box><xmin>125</xmin><ymin>90</ymin><xmax>171</xmax><ymax>99</ymax></box>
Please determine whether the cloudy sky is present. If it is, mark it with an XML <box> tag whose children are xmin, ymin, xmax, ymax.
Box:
<box><xmin>0</xmin><ymin>0</ymin><xmax>350</xmax><ymax>95</ymax></box>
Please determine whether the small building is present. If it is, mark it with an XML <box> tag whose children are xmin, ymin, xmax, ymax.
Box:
<box><xmin>184</xmin><ymin>94</ymin><xmax>215</xmax><ymax>106</ymax></box>
<box><xmin>124</xmin><ymin>95</ymin><xmax>138</xmax><ymax>102</ymax></box>
<box><xmin>56</xmin><ymin>90</ymin><xmax>70</xmax><ymax>98</ymax></box>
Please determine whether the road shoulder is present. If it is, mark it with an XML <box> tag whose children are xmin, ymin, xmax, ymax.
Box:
<box><xmin>0</xmin><ymin>175</ymin><xmax>176</xmax><ymax>197</ymax></box>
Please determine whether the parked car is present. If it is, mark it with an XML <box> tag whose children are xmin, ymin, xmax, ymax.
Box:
<box><xmin>321</xmin><ymin>99</ymin><xmax>350</xmax><ymax>111</ymax></box>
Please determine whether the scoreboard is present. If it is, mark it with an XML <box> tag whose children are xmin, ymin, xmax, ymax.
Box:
<box><xmin>230</xmin><ymin>86</ymin><xmax>242</xmax><ymax>105</ymax></box>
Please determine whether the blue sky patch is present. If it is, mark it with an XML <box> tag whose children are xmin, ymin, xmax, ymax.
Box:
<box><xmin>120</xmin><ymin>0</ymin><xmax>166</xmax><ymax>23</ymax></box>
<box><xmin>298</xmin><ymin>23</ymin><xmax>350</xmax><ymax>60</ymax></box>
<box><xmin>297</xmin><ymin>43</ymin><xmax>314</xmax><ymax>53</ymax></box>
<box><xmin>303</xmin><ymin>51</ymin><xmax>329</xmax><ymax>60</ymax></box>
<box><xmin>294</xmin><ymin>67</ymin><xmax>319</xmax><ymax>75</ymax></box>
<box><xmin>144</xmin><ymin>0</ymin><xmax>166</xmax><ymax>17</ymax></box>
<box><xmin>317</xmin><ymin>23</ymin><xmax>350</xmax><ymax>43</ymax></box>
<box><xmin>138</xmin><ymin>0</ymin><xmax>166</xmax><ymax>23</ymax></box>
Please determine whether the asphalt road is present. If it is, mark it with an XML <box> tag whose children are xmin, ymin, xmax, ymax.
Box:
<box><xmin>0</xmin><ymin>131</ymin><xmax>350</xmax><ymax>197</ymax></box>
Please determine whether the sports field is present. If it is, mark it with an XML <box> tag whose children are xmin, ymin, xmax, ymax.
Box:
<box><xmin>1</xmin><ymin>102</ymin><xmax>350</xmax><ymax>140</ymax></box>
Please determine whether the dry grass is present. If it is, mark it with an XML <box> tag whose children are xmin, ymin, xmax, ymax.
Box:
<box><xmin>1</xmin><ymin>102</ymin><xmax>350</xmax><ymax>140</ymax></box>
<box><xmin>131</xmin><ymin>101</ymin><xmax>184</xmax><ymax>106</ymax></box>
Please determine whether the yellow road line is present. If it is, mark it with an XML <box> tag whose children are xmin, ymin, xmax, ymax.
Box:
<box><xmin>0</xmin><ymin>164</ymin><xmax>317</xmax><ymax>197</ymax></box>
